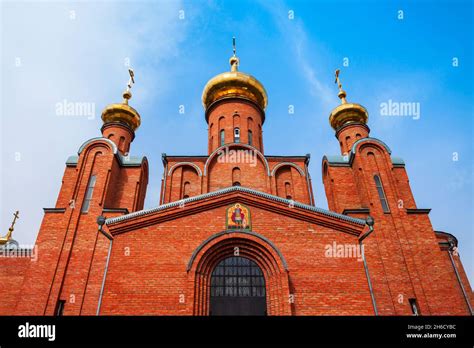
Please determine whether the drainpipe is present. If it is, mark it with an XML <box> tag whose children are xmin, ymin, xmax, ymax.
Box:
<box><xmin>304</xmin><ymin>154</ymin><xmax>314</xmax><ymax>205</ymax></box>
<box><xmin>96</xmin><ymin>216</ymin><xmax>113</xmax><ymax>316</ymax></box>
<box><xmin>359</xmin><ymin>215</ymin><xmax>378</xmax><ymax>316</ymax></box>
<box><xmin>160</xmin><ymin>153</ymin><xmax>168</xmax><ymax>205</ymax></box>
<box><xmin>447</xmin><ymin>239</ymin><xmax>473</xmax><ymax>315</ymax></box>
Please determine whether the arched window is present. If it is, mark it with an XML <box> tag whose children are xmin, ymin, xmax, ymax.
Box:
<box><xmin>233</xmin><ymin>113</ymin><xmax>240</xmax><ymax>127</ymax></box>
<box><xmin>248</xmin><ymin>130</ymin><xmax>253</xmax><ymax>145</ymax></box>
<box><xmin>374</xmin><ymin>174</ymin><xmax>390</xmax><ymax>213</ymax></box>
<box><xmin>285</xmin><ymin>182</ymin><xmax>292</xmax><ymax>200</ymax></box>
<box><xmin>119</xmin><ymin>136</ymin><xmax>126</xmax><ymax>149</ymax></box>
<box><xmin>81</xmin><ymin>175</ymin><xmax>96</xmax><ymax>213</ymax></box>
<box><xmin>220</xmin><ymin>130</ymin><xmax>225</xmax><ymax>146</ymax></box>
<box><xmin>182</xmin><ymin>181</ymin><xmax>191</xmax><ymax>199</ymax></box>
<box><xmin>209</xmin><ymin>123</ymin><xmax>214</xmax><ymax>148</ymax></box>
<box><xmin>232</xmin><ymin>167</ymin><xmax>241</xmax><ymax>186</ymax></box>
<box><xmin>210</xmin><ymin>256</ymin><xmax>266</xmax><ymax>315</ymax></box>
<box><xmin>345</xmin><ymin>135</ymin><xmax>351</xmax><ymax>149</ymax></box>
<box><xmin>234</xmin><ymin>128</ymin><xmax>240</xmax><ymax>143</ymax></box>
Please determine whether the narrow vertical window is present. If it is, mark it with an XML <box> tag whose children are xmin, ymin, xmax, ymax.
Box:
<box><xmin>234</xmin><ymin>128</ymin><xmax>240</xmax><ymax>143</ymax></box>
<box><xmin>220</xmin><ymin>130</ymin><xmax>225</xmax><ymax>146</ymax></box>
<box><xmin>81</xmin><ymin>175</ymin><xmax>96</xmax><ymax>213</ymax></box>
<box><xmin>409</xmin><ymin>298</ymin><xmax>420</xmax><ymax>316</ymax></box>
<box><xmin>182</xmin><ymin>181</ymin><xmax>190</xmax><ymax>199</ymax></box>
<box><xmin>285</xmin><ymin>182</ymin><xmax>292</xmax><ymax>200</ymax></box>
<box><xmin>55</xmin><ymin>300</ymin><xmax>65</xmax><ymax>316</ymax></box>
<box><xmin>374</xmin><ymin>174</ymin><xmax>389</xmax><ymax>213</ymax></box>
<box><xmin>209</xmin><ymin>123</ymin><xmax>214</xmax><ymax>149</ymax></box>
<box><xmin>248</xmin><ymin>130</ymin><xmax>253</xmax><ymax>145</ymax></box>
<box><xmin>232</xmin><ymin>167</ymin><xmax>241</xmax><ymax>186</ymax></box>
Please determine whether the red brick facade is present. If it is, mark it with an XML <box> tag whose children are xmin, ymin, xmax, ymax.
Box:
<box><xmin>1</xmin><ymin>65</ymin><xmax>472</xmax><ymax>316</ymax></box>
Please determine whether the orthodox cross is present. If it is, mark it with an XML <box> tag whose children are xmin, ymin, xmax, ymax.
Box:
<box><xmin>334</xmin><ymin>69</ymin><xmax>347</xmax><ymax>103</ymax></box>
<box><xmin>123</xmin><ymin>68</ymin><xmax>135</xmax><ymax>102</ymax></box>
<box><xmin>10</xmin><ymin>211</ymin><xmax>19</xmax><ymax>230</ymax></box>
<box><xmin>127</xmin><ymin>68</ymin><xmax>135</xmax><ymax>93</ymax></box>
<box><xmin>230</xmin><ymin>37</ymin><xmax>239</xmax><ymax>72</ymax></box>
<box><xmin>335</xmin><ymin>69</ymin><xmax>343</xmax><ymax>92</ymax></box>
<box><xmin>1</xmin><ymin>211</ymin><xmax>19</xmax><ymax>243</ymax></box>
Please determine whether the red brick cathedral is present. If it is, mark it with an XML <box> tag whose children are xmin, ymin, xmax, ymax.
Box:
<box><xmin>1</xmin><ymin>50</ymin><xmax>472</xmax><ymax>316</ymax></box>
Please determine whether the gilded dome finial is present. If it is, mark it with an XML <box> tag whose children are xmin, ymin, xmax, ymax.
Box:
<box><xmin>202</xmin><ymin>38</ymin><xmax>267</xmax><ymax>112</ymax></box>
<box><xmin>329</xmin><ymin>70</ymin><xmax>368</xmax><ymax>130</ymax></box>
<box><xmin>101</xmin><ymin>67</ymin><xmax>141</xmax><ymax>131</ymax></box>
<box><xmin>334</xmin><ymin>69</ymin><xmax>347</xmax><ymax>104</ymax></box>
<box><xmin>122</xmin><ymin>68</ymin><xmax>135</xmax><ymax>104</ymax></box>
<box><xmin>0</xmin><ymin>211</ymin><xmax>19</xmax><ymax>246</ymax></box>
<box><xmin>229</xmin><ymin>36</ymin><xmax>239</xmax><ymax>72</ymax></box>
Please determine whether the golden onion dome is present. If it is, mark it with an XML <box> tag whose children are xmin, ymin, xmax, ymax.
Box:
<box><xmin>202</xmin><ymin>48</ymin><xmax>267</xmax><ymax>111</ymax></box>
<box><xmin>329</xmin><ymin>102</ymin><xmax>368</xmax><ymax>130</ymax></box>
<box><xmin>101</xmin><ymin>73</ymin><xmax>141</xmax><ymax>132</ymax></box>
<box><xmin>329</xmin><ymin>69</ymin><xmax>368</xmax><ymax>130</ymax></box>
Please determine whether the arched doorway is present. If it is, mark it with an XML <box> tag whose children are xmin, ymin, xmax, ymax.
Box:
<box><xmin>210</xmin><ymin>256</ymin><xmax>267</xmax><ymax>316</ymax></box>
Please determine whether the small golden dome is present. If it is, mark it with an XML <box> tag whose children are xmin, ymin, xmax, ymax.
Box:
<box><xmin>202</xmin><ymin>39</ymin><xmax>267</xmax><ymax>111</ymax></box>
<box><xmin>329</xmin><ymin>102</ymin><xmax>368</xmax><ymax>130</ymax></box>
<box><xmin>101</xmin><ymin>70</ymin><xmax>141</xmax><ymax>131</ymax></box>
<box><xmin>329</xmin><ymin>69</ymin><xmax>368</xmax><ymax>130</ymax></box>
<box><xmin>101</xmin><ymin>101</ymin><xmax>141</xmax><ymax>131</ymax></box>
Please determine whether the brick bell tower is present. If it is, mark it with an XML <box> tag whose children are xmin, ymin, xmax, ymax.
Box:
<box><xmin>202</xmin><ymin>37</ymin><xmax>267</xmax><ymax>155</ymax></box>
<box><xmin>160</xmin><ymin>39</ymin><xmax>313</xmax><ymax>204</ymax></box>
<box><xmin>330</xmin><ymin>69</ymin><xmax>370</xmax><ymax>156</ymax></box>
<box><xmin>15</xmin><ymin>70</ymin><xmax>148</xmax><ymax>315</ymax></box>
<box><xmin>322</xmin><ymin>70</ymin><xmax>473</xmax><ymax>315</ymax></box>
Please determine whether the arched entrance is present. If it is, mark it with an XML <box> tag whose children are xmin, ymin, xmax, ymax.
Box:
<box><xmin>210</xmin><ymin>256</ymin><xmax>266</xmax><ymax>316</ymax></box>
<box><xmin>188</xmin><ymin>231</ymin><xmax>292</xmax><ymax>315</ymax></box>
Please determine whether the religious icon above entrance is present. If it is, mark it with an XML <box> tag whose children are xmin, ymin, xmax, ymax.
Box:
<box><xmin>226</xmin><ymin>203</ymin><xmax>251</xmax><ymax>231</ymax></box>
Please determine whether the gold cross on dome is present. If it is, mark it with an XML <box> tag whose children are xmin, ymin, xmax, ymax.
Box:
<box><xmin>335</xmin><ymin>69</ymin><xmax>342</xmax><ymax>91</ymax></box>
<box><xmin>334</xmin><ymin>69</ymin><xmax>347</xmax><ymax>104</ymax></box>
<box><xmin>127</xmin><ymin>68</ymin><xmax>135</xmax><ymax>91</ymax></box>
<box><xmin>122</xmin><ymin>68</ymin><xmax>135</xmax><ymax>103</ymax></box>
<box><xmin>0</xmin><ymin>211</ymin><xmax>19</xmax><ymax>245</ymax></box>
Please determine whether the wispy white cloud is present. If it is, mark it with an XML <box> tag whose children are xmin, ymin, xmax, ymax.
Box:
<box><xmin>259</xmin><ymin>0</ymin><xmax>334</xmax><ymax>110</ymax></box>
<box><xmin>1</xmin><ymin>1</ymin><xmax>187</xmax><ymax>245</ymax></box>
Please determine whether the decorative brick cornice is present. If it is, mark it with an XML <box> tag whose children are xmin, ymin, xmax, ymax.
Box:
<box><xmin>204</xmin><ymin>144</ymin><xmax>270</xmax><ymax>176</ymax></box>
<box><xmin>186</xmin><ymin>229</ymin><xmax>289</xmax><ymax>271</ymax></box>
<box><xmin>105</xmin><ymin>186</ymin><xmax>366</xmax><ymax>227</ymax></box>
<box><xmin>66</xmin><ymin>137</ymin><xmax>146</xmax><ymax>168</ymax></box>
<box><xmin>205</xmin><ymin>97</ymin><xmax>266</xmax><ymax>124</ymax></box>
<box><xmin>351</xmin><ymin>137</ymin><xmax>392</xmax><ymax>155</ymax></box>
<box><xmin>323</xmin><ymin>137</ymin><xmax>405</xmax><ymax>168</ymax></box>
<box><xmin>435</xmin><ymin>230</ymin><xmax>458</xmax><ymax>247</ymax></box>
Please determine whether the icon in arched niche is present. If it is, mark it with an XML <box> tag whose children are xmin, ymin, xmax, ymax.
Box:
<box><xmin>226</xmin><ymin>203</ymin><xmax>251</xmax><ymax>231</ymax></box>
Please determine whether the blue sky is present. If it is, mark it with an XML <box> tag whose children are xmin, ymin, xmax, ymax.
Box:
<box><xmin>2</xmin><ymin>0</ymin><xmax>473</xmax><ymax>281</ymax></box>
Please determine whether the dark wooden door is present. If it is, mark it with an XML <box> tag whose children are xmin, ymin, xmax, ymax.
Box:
<box><xmin>209</xmin><ymin>256</ymin><xmax>267</xmax><ymax>316</ymax></box>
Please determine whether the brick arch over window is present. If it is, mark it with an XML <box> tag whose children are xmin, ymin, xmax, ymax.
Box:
<box><xmin>204</xmin><ymin>143</ymin><xmax>270</xmax><ymax>176</ymax></box>
<box><xmin>187</xmin><ymin>231</ymin><xmax>291</xmax><ymax>316</ymax></box>
<box><xmin>168</xmin><ymin>164</ymin><xmax>202</xmax><ymax>201</ymax></box>
<box><xmin>273</xmin><ymin>163</ymin><xmax>305</xmax><ymax>201</ymax></box>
